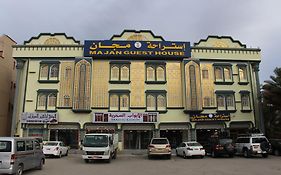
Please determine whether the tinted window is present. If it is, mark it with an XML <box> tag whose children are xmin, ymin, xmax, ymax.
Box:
<box><xmin>44</xmin><ymin>142</ymin><xmax>59</xmax><ymax>146</ymax></box>
<box><xmin>252</xmin><ymin>137</ymin><xmax>268</xmax><ymax>143</ymax></box>
<box><xmin>0</xmin><ymin>141</ymin><xmax>11</xmax><ymax>152</ymax></box>
<box><xmin>26</xmin><ymin>140</ymin><xmax>34</xmax><ymax>151</ymax></box>
<box><xmin>151</xmin><ymin>139</ymin><xmax>168</xmax><ymax>144</ymax></box>
<box><xmin>219</xmin><ymin>139</ymin><xmax>233</xmax><ymax>145</ymax></box>
<box><xmin>187</xmin><ymin>142</ymin><xmax>202</xmax><ymax>146</ymax></box>
<box><xmin>17</xmin><ymin>141</ymin><xmax>25</xmax><ymax>152</ymax></box>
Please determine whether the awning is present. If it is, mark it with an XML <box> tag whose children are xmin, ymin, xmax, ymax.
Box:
<box><xmin>159</xmin><ymin>123</ymin><xmax>191</xmax><ymax>130</ymax></box>
<box><xmin>195</xmin><ymin>122</ymin><xmax>225</xmax><ymax>129</ymax></box>
<box><xmin>122</xmin><ymin>124</ymin><xmax>155</xmax><ymax>130</ymax></box>
<box><xmin>49</xmin><ymin>123</ymin><xmax>80</xmax><ymax>130</ymax></box>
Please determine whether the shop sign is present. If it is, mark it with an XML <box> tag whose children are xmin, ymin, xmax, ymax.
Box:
<box><xmin>21</xmin><ymin>112</ymin><xmax>58</xmax><ymax>124</ymax></box>
<box><xmin>190</xmin><ymin>113</ymin><xmax>230</xmax><ymax>122</ymax></box>
<box><xmin>84</xmin><ymin>40</ymin><xmax>190</xmax><ymax>58</ymax></box>
<box><xmin>93</xmin><ymin>112</ymin><xmax>158</xmax><ymax>123</ymax></box>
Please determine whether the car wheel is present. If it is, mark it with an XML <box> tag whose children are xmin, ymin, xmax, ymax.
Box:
<box><xmin>201</xmin><ymin>155</ymin><xmax>204</xmax><ymax>159</ymax></box>
<box><xmin>65</xmin><ymin>150</ymin><xmax>68</xmax><ymax>156</ymax></box>
<box><xmin>274</xmin><ymin>149</ymin><xmax>280</xmax><ymax>156</ymax></box>
<box><xmin>58</xmin><ymin>152</ymin><xmax>62</xmax><ymax>158</ymax></box>
<box><xmin>148</xmin><ymin>155</ymin><xmax>151</xmax><ymax>159</ymax></box>
<box><xmin>211</xmin><ymin>151</ymin><xmax>216</xmax><ymax>158</ymax></box>
<box><xmin>37</xmin><ymin>159</ymin><xmax>44</xmax><ymax>170</ymax></box>
<box><xmin>243</xmin><ymin>149</ymin><xmax>250</xmax><ymax>158</ymax></box>
<box><xmin>15</xmin><ymin>164</ymin><xmax>23</xmax><ymax>175</ymax></box>
<box><xmin>183</xmin><ymin>152</ymin><xmax>187</xmax><ymax>159</ymax></box>
<box><xmin>262</xmin><ymin>153</ymin><xmax>268</xmax><ymax>158</ymax></box>
<box><xmin>229</xmin><ymin>154</ymin><xmax>234</xmax><ymax>158</ymax></box>
<box><xmin>167</xmin><ymin>155</ymin><xmax>171</xmax><ymax>159</ymax></box>
<box><xmin>176</xmin><ymin>150</ymin><xmax>179</xmax><ymax>157</ymax></box>
<box><xmin>84</xmin><ymin>159</ymin><xmax>89</xmax><ymax>163</ymax></box>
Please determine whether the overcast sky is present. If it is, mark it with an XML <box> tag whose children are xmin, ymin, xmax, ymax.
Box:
<box><xmin>1</xmin><ymin>0</ymin><xmax>280</xmax><ymax>82</ymax></box>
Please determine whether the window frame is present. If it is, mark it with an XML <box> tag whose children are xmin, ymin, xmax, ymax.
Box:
<box><xmin>240</xmin><ymin>91</ymin><xmax>252</xmax><ymax>112</ymax></box>
<box><xmin>38</xmin><ymin>61</ymin><xmax>60</xmax><ymax>83</ymax></box>
<box><xmin>237</xmin><ymin>64</ymin><xmax>249</xmax><ymax>85</ymax></box>
<box><xmin>213</xmin><ymin>64</ymin><xmax>234</xmax><ymax>85</ymax></box>
<box><xmin>109</xmin><ymin>62</ymin><xmax>131</xmax><ymax>84</ymax></box>
<box><xmin>145</xmin><ymin>62</ymin><xmax>166</xmax><ymax>84</ymax></box>
<box><xmin>36</xmin><ymin>89</ymin><xmax>58</xmax><ymax>112</ymax></box>
<box><xmin>109</xmin><ymin>90</ymin><xmax>130</xmax><ymax>111</ymax></box>
<box><xmin>145</xmin><ymin>90</ymin><xmax>167</xmax><ymax>113</ymax></box>
<box><xmin>215</xmin><ymin>91</ymin><xmax>236</xmax><ymax>112</ymax></box>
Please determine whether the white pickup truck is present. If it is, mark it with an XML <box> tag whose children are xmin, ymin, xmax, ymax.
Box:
<box><xmin>82</xmin><ymin>133</ymin><xmax>118</xmax><ymax>163</ymax></box>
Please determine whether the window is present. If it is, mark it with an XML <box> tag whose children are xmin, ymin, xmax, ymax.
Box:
<box><xmin>110</xmin><ymin>63</ymin><xmax>130</xmax><ymax>82</ymax></box>
<box><xmin>216</xmin><ymin>92</ymin><xmax>235</xmax><ymax>111</ymax></box>
<box><xmin>26</xmin><ymin>140</ymin><xmax>34</xmax><ymax>151</ymax></box>
<box><xmin>146</xmin><ymin>63</ymin><xmax>166</xmax><ymax>83</ymax></box>
<box><xmin>146</xmin><ymin>91</ymin><xmax>167</xmax><ymax>112</ymax></box>
<box><xmin>202</xmin><ymin>69</ymin><xmax>209</xmax><ymax>79</ymax></box>
<box><xmin>36</xmin><ymin>90</ymin><xmax>58</xmax><ymax>111</ymax></box>
<box><xmin>240</xmin><ymin>91</ymin><xmax>251</xmax><ymax>111</ymax></box>
<box><xmin>214</xmin><ymin>65</ymin><xmax>233</xmax><ymax>83</ymax></box>
<box><xmin>238</xmin><ymin>66</ymin><xmax>248</xmax><ymax>84</ymax></box>
<box><xmin>17</xmin><ymin>141</ymin><xmax>25</xmax><ymax>152</ymax></box>
<box><xmin>109</xmin><ymin>92</ymin><xmax>130</xmax><ymax>111</ymax></box>
<box><xmin>39</xmin><ymin>62</ymin><xmax>60</xmax><ymax>81</ymax></box>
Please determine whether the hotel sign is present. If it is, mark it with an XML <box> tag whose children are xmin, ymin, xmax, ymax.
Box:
<box><xmin>190</xmin><ymin>113</ymin><xmax>230</xmax><ymax>122</ymax></box>
<box><xmin>84</xmin><ymin>40</ymin><xmax>190</xmax><ymax>58</ymax></box>
<box><xmin>21</xmin><ymin>112</ymin><xmax>58</xmax><ymax>124</ymax></box>
<box><xmin>93</xmin><ymin>112</ymin><xmax>158</xmax><ymax>123</ymax></box>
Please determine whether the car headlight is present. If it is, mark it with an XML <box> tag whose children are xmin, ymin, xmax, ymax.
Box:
<box><xmin>104</xmin><ymin>149</ymin><xmax>110</xmax><ymax>155</ymax></box>
<box><xmin>82</xmin><ymin>150</ymin><xmax>87</xmax><ymax>155</ymax></box>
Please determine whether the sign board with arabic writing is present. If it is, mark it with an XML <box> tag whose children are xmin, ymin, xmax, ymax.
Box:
<box><xmin>190</xmin><ymin>113</ymin><xmax>230</xmax><ymax>122</ymax></box>
<box><xmin>93</xmin><ymin>112</ymin><xmax>158</xmax><ymax>123</ymax></box>
<box><xmin>21</xmin><ymin>112</ymin><xmax>58</xmax><ymax>124</ymax></box>
<box><xmin>84</xmin><ymin>40</ymin><xmax>191</xmax><ymax>58</ymax></box>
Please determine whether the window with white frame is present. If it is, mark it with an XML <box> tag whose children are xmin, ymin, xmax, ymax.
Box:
<box><xmin>238</xmin><ymin>65</ymin><xmax>248</xmax><ymax>83</ymax></box>
<box><xmin>36</xmin><ymin>90</ymin><xmax>57</xmax><ymax>111</ymax></box>
<box><xmin>240</xmin><ymin>91</ymin><xmax>251</xmax><ymax>111</ymax></box>
<box><xmin>146</xmin><ymin>91</ymin><xmax>167</xmax><ymax>112</ymax></box>
<box><xmin>110</xmin><ymin>62</ymin><xmax>130</xmax><ymax>82</ymax></box>
<box><xmin>109</xmin><ymin>91</ymin><xmax>130</xmax><ymax>111</ymax></box>
<box><xmin>214</xmin><ymin>64</ymin><xmax>233</xmax><ymax>83</ymax></box>
<box><xmin>216</xmin><ymin>91</ymin><xmax>235</xmax><ymax>111</ymax></box>
<box><xmin>146</xmin><ymin>63</ymin><xmax>166</xmax><ymax>83</ymax></box>
<box><xmin>39</xmin><ymin>62</ymin><xmax>60</xmax><ymax>81</ymax></box>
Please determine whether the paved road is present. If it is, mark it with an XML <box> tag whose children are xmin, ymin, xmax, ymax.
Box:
<box><xmin>25</xmin><ymin>153</ymin><xmax>281</xmax><ymax>175</ymax></box>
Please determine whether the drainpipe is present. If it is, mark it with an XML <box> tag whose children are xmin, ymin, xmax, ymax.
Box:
<box><xmin>252</xmin><ymin>63</ymin><xmax>265</xmax><ymax>134</ymax></box>
<box><xmin>11</xmin><ymin>60</ymin><xmax>25</xmax><ymax>136</ymax></box>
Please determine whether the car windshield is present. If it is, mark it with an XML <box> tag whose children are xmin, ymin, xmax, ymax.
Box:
<box><xmin>44</xmin><ymin>142</ymin><xmax>59</xmax><ymax>146</ymax></box>
<box><xmin>83</xmin><ymin>135</ymin><xmax>109</xmax><ymax>147</ymax></box>
<box><xmin>151</xmin><ymin>139</ymin><xmax>168</xmax><ymax>144</ymax></box>
<box><xmin>0</xmin><ymin>141</ymin><xmax>11</xmax><ymax>152</ymax></box>
<box><xmin>187</xmin><ymin>142</ymin><xmax>201</xmax><ymax>146</ymax></box>
<box><xmin>252</xmin><ymin>137</ymin><xmax>268</xmax><ymax>143</ymax></box>
<box><xmin>219</xmin><ymin>139</ymin><xmax>233</xmax><ymax>145</ymax></box>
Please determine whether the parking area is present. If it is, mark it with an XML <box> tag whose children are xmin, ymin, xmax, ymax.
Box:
<box><xmin>24</xmin><ymin>151</ymin><xmax>281</xmax><ymax>175</ymax></box>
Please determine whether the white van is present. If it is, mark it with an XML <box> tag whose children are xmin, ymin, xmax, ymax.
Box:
<box><xmin>0</xmin><ymin>137</ymin><xmax>45</xmax><ymax>175</ymax></box>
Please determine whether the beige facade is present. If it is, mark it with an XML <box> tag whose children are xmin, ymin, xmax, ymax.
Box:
<box><xmin>12</xmin><ymin>31</ymin><xmax>262</xmax><ymax>149</ymax></box>
<box><xmin>0</xmin><ymin>35</ymin><xmax>17</xmax><ymax>136</ymax></box>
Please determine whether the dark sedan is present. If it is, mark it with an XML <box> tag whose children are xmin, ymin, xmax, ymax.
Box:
<box><xmin>204</xmin><ymin>138</ymin><xmax>235</xmax><ymax>158</ymax></box>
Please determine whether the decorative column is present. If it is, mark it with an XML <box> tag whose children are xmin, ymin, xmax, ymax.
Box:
<box><xmin>252</xmin><ymin>63</ymin><xmax>265</xmax><ymax>134</ymax></box>
<box><xmin>11</xmin><ymin>60</ymin><xmax>26</xmax><ymax>136</ymax></box>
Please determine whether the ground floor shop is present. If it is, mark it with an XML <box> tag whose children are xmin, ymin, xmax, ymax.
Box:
<box><xmin>21</xmin><ymin>121</ymin><xmax>254</xmax><ymax>150</ymax></box>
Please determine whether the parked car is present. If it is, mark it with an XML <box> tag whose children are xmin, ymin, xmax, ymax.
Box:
<box><xmin>147</xmin><ymin>138</ymin><xmax>171</xmax><ymax>159</ymax></box>
<box><xmin>176</xmin><ymin>141</ymin><xmax>205</xmax><ymax>158</ymax></box>
<box><xmin>269</xmin><ymin>139</ymin><xmax>281</xmax><ymax>156</ymax></box>
<box><xmin>0</xmin><ymin>137</ymin><xmax>45</xmax><ymax>175</ymax></box>
<box><xmin>235</xmin><ymin>133</ymin><xmax>271</xmax><ymax>158</ymax></box>
<box><xmin>204</xmin><ymin>138</ymin><xmax>235</xmax><ymax>158</ymax></box>
<box><xmin>43</xmin><ymin>141</ymin><xmax>69</xmax><ymax>158</ymax></box>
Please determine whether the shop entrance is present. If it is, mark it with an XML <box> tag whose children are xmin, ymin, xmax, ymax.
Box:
<box><xmin>124</xmin><ymin>130</ymin><xmax>153</xmax><ymax>149</ymax></box>
<box><xmin>160</xmin><ymin>130</ymin><xmax>183</xmax><ymax>148</ymax></box>
<box><xmin>50</xmin><ymin>129</ymin><xmax>79</xmax><ymax>149</ymax></box>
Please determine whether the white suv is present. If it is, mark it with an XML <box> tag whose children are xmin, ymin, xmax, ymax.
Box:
<box><xmin>235</xmin><ymin>134</ymin><xmax>271</xmax><ymax>158</ymax></box>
